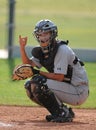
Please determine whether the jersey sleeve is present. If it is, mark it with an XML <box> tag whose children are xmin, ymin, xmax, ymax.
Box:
<box><xmin>30</xmin><ymin>56</ymin><xmax>42</xmax><ymax>68</ymax></box>
<box><xmin>54</xmin><ymin>45</ymin><xmax>69</xmax><ymax>74</ymax></box>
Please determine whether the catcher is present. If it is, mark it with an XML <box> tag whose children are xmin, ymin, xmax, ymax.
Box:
<box><xmin>13</xmin><ymin>19</ymin><xmax>89</xmax><ymax>123</ymax></box>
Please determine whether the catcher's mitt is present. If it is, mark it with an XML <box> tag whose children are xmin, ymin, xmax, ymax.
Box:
<box><xmin>12</xmin><ymin>64</ymin><xmax>35</xmax><ymax>80</ymax></box>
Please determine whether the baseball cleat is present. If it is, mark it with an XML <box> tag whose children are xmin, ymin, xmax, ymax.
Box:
<box><xmin>46</xmin><ymin>107</ymin><xmax>75</xmax><ymax>122</ymax></box>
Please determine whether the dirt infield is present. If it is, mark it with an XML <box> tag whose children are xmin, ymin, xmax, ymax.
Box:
<box><xmin>0</xmin><ymin>106</ymin><xmax>96</xmax><ymax>130</ymax></box>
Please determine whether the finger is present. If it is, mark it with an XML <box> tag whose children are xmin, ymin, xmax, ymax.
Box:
<box><xmin>25</xmin><ymin>37</ymin><xmax>27</xmax><ymax>41</ymax></box>
<box><xmin>19</xmin><ymin>35</ymin><xmax>21</xmax><ymax>40</ymax></box>
<box><xmin>19</xmin><ymin>35</ymin><xmax>22</xmax><ymax>44</ymax></box>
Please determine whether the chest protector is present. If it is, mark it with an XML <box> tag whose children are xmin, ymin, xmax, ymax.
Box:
<box><xmin>32</xmin><ymin>40</ymin><xmax>68</xmax><ymax>72</ymax></box>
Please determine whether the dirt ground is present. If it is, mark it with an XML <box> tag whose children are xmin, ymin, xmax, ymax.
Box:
<box><xmin>0</xmin><ymin>106</ymin><xmax>96</xmax><ymax>130</ymax></box>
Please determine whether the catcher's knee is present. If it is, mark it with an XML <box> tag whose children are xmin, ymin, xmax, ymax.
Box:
<box><xmin>24</xmin><ymin>75</ymin><xmax>47</xmax><ymax>104</ymax></box>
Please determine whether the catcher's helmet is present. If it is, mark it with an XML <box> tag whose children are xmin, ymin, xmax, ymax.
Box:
<box><xmin>33</xmin><ymin>19</ymin><xmax>58</xmax><ymax>42</ymax></box>
<box><xmin>33</xmin><ymin>19</ymin><xmax>58</xmax><ymax>56</ymax></box>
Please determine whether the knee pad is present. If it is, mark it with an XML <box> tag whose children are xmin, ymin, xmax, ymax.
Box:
<box><xmin>32</xmin><ymin>75</ymin><xmax>47</xmax><ymax>86</ymax></box>
<box><xmin>30</xmin><ymin>75</ymin><xmax>48</xmax><ymax>92</ymax></box>
<box><xmin>24</xmin><ymin>75</ymin><xmax>48</xmax><ymax>102</ymax></box>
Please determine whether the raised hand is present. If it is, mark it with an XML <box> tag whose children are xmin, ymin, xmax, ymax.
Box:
<box><xmin>19</xmin><ymin>35</ymin><xmax>28</xmax><ymax>47</ymax></box>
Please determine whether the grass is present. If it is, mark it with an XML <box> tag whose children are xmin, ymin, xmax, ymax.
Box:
<box><xmin>0</xmin><ymin>0</ymin><xmax>96</xmax><ymax>49</ymax></box>
<box><xmin>0</xmin><ymin>59</ymin><xmax>96</xmax><ymax>108</ymax></box>
<box><xmin>0</xmin><ymin>59</ymin><xmax>37</xmax><ymax>106</ymax></box>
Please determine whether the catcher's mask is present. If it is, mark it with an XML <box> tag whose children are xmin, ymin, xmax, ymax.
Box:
<box><xmin>33</xmin><ymin>19</ymin><xmax>58</xmax><ymax>57</ymax></box>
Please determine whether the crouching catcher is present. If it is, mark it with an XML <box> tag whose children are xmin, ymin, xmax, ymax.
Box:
<box><xmin>14</xmin><ymin>19</ymin><xmax>89</xmax><ymax>123</ymax></box>
<box><xmin>24</xmin><ymin>75</ymin><xmax>74</xmax><ymax>123</ymax></box>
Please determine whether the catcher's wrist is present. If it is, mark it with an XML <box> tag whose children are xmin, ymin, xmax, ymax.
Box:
<box><xmin>32</xmin><ymin>68</ymin><xmax>40</xmax><ymax>75</ymax></box>
<box><xmin>36</xmin><ymin>69</ymin><xmax>40</xmax><ymax>74</ymax></box>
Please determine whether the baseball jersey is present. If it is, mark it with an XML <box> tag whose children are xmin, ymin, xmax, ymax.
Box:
<box><xmin>31</xmin><ymin>44</ymin><xmax>88</xmax><ymax>87</ymax></box>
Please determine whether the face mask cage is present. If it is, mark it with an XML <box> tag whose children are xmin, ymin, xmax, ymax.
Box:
<box><xmin>34</xmin><ymin>30</ymin><xmax>57</xmax><ymax>48</ymax></box>
<box><xmin>33</xmin><ymin>31</ymin><xmax>55</xmax><ymax>56</ymax></box>
<box><xmin>33</xmin><ymin>20</ymin><xmax>57</xmax><ymax>42</ymax></box>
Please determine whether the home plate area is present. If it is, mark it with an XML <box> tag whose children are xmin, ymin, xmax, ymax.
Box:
<box><xmin>0</xmin><ymin>122</ymin><xmax>12</xmax><ymax>127</ymax></box>
<box><xmin>0</xmin><ymin>106</ymin><xmax>96</xmax><ymax>130</ymax></box>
